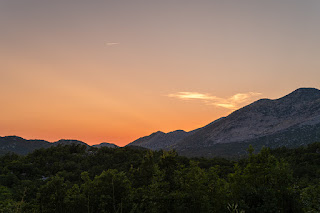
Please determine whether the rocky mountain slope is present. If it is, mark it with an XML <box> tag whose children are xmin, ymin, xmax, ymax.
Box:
<box><xmin>173</xmin><ymin>88</ymin><xmax>320</xmax><ymax>157</ymax></box>
<box><xmin>127</xmin><ymin>88</ymin><xmax>320</xmax><ymax>157</ymax></box>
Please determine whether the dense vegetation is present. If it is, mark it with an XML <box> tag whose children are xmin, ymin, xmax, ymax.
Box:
<box><xmin>0</xmin><ymin>143</ymin><xmax>320</xmax><ymax>213</ymax></box>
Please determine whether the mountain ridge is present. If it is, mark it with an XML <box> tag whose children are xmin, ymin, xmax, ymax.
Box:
<box><xmin>127</xmin><ymin>87</ymin><xmax>320</xmax><ymax>157</ymax></box>
<box><xmin>2</xmin><ymin>88</ymin><xmax>320</xmax><ymax>157</ymax></box>
<box><xmin>171</xmin><ymin>87</ymin><xmax>320</xmax><ymax>156</ymax></box>
<box><xmin>127</xmin><ymin>130</ymin><xmax>190</xmax><ymax>150</ymax></box>
<box><xmin>0</xmin><ymin>136</ymin><xmax>118</xmax><ymax>155</ymax></box>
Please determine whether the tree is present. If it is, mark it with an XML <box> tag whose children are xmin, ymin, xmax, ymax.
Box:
<box><xmin>64</xmin><ymin>184</ymin><xmax>86</xmax><ymax>213</ymax></box>
<box><xmin>228</xmin><ymin>147</ymin><xmax>302</xmax><ymax>212</ymax></box>
<box><xmin>174</xmin><ymin>161</ymin><xmax>211</xmax><ymax>212</ymax></box>
<box><xmin>0</xmin><ymin>185</ymin><xmax>18</xmax><ymax>213</ymax></box>
<box><xmin>81</xmin><ymin>170</ymin><xmax>132</xmax><ymax>213</ymax></box>
<box><xmin>37</xmin><ymin>175</ymin><xmax>67</xmax><ymax>213</ymax></box>
<box><xmin>300</xmin><ymin>184</ymin><xmax>320</xmax><ymax>212</ymax></box>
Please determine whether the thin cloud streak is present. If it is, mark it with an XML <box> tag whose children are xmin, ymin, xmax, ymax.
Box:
<box><xmin>167</xmin><ymin>92</ymin><xmax>218</xmax><ymax>100</ymax></box>
<box><xmin>168</xmin><ymin>92</ymin><xmax>262</xmax><ymax>110</ymax></box>
<box><xmin>106</xmin><ymin>42</ymin><xmax>120</xmax><ymax>46</ymax></box>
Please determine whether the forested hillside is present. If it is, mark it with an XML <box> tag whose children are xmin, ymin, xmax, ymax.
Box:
<box><xmin>0</xmin><ymin>143</ymin><xmax>320</xmax><ymax>212</ymax></box>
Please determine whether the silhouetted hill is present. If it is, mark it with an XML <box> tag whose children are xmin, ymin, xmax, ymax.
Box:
<box><xmin>0</xmin><ymin>137</ymin><xmax>118</xmax><ymax>155</ymax></box>
<box><xmin>0</xmin><ymin>136</ymin><xmax>51</xmax><ymax>155</ymax></box>
<box><xmin>127</xmin><ymin>130</ymin><xmax>190</xmax><ymax>150</ymax></box>
<box><xmin>92</xmin><ymin>142</ymin><xmax>119</xmax><ymax>148</ymax></box>
<box><xmin>126</xmin><ymin>118</ymin><xmax>226</xmax><ymax>150</ymax></box>
<box><xmin>52</xmin><ymin>139</ymin><xmax>89</xmax><ymax>147</ymax></box>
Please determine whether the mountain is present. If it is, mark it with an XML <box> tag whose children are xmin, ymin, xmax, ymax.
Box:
<box><xmin>127</xmin><ymin>130</ymin><xmax>190</xmax><ymax>150</ymax></box>
<box><xmin>0</xmin><ymin>136</ymin><xmax>51</xmax><ymax>155</ymax></box>
<box><xmin>92</xmin><ymin>142</ymin><xmax>119</xmax><ymax>148</ymax></box>
<box><xmin>127</xmin><ymin>88</ymin><xmax>320</xmax><ymax>157</ymax></box>
<box><xmin>2</xmin><ymin>88</ymin><xmax>320</xmax><ymax>157</ymax></box>
<box><xmin>52</xmin><ymin>139</ymin><xmax>89</xmax><ymax>147</ymax></box>
<box><xmin>0</xmin><ymin>137</ymin><xmax>118</xmax><ymax>155</ymax></box>
<box><xmin>172</xmin><ymin>88</ymin><xmax>320</xmax><ymax>157</ymax></box>
<box><xmin>126</xmin><ymin>117</ymin><xmax>226</xmax><ymax>150</ymax></box>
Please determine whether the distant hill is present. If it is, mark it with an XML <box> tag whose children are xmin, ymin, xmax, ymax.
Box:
<box><xmin>0</xmin><ymin>136</ymin><xmax>51</xmax><ymax>155</ymax></box>
<box><xmin>92</xmin><ymin>142</ymin><xmax>119</xmax><ymax>148</ymax></box>
<box><xmin>52</xmin><ymin>139</ymin><xmax>89</xmax><ymax>147</ymax></box>
<box><xmin>0</xmin><ymin>137</ymin><xmax>118</xmax><ymax>155</ymax></box>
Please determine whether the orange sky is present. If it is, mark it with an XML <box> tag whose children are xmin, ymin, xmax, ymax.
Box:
<box><xmin>1</xmin><ymin>0</ymin><xmax>320</xmax><ymax>146</ymax></box>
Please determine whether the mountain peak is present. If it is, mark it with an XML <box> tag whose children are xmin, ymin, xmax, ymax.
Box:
<box><xmin>294</xmin><ymin>87</ymin><xmax>319</xmax><ymax>92</ymax></box>
<box><xmin>282</xmin><ymin>87</ymin><xmax>320</xmax><ymax>101</ymax></box>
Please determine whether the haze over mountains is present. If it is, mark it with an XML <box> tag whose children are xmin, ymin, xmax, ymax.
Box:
<box><xmin>1</xmin><ymin>88</ymin><xmax>320</xmax><ymax>157</ymax></box>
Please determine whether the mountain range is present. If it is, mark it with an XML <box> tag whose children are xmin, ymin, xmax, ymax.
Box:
<box><xmin>1</xmin><ymin>88</ymin><xmax>320</xmax><ymax>157</ymax></box>
<box><xmin>128</xmin><ymin>117</ymin><xmax>225</xmax><ymax>150</ymax></box>
<box><xmin>0</xmin><ymin>136</ymin><xmax>118</xmax><ymax>155</ymax></box>
<box><xmin>128</xmin><ymin>88</ymin><xmax>320</xmax><ymax>157</ymax></box>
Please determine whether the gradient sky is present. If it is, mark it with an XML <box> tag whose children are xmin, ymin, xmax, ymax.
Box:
<box><xmin>1</xmin><ymin>0</ymin><xmax>320</xmax><ymax>146</ymax></box>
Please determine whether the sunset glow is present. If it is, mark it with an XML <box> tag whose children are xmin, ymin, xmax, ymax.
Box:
<box><xmin>1</xmin><ymin>0</ymin><xmax>320</xmax><ymax>146</ymax></box>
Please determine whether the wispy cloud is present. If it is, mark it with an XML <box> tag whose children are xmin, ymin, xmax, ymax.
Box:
<box><xmin>167</xmin><ymin>91</ymin><xmax>262</xmax><ymax>110</ymax></box>
<box><xmin>106</xmin><ymin>42</ymin><xmax>120</xmax><ymax>46</ymax></box>
<box><xmin>167</xmin><ymin>92</ymin><xmax>216</xmax><ymax>100</ymax></box>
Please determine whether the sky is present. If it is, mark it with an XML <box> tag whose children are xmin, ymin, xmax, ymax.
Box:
<box><xmin>1</xmin><ymin>0</ymin><xmax>320</xmax><ymax>146</ymax></box>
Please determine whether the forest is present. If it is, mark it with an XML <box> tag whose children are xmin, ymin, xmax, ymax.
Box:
<box><xmin>0</xmin><ymin>142</ymin><xmax>320</xmax><ymax>213</ymax></box>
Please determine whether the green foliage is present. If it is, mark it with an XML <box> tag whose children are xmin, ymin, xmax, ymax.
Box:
<box><xmin>38</xmin><ymin>175</ymin><xmax>67</xmax><ymax>213</ymax></box>
<box><xmin>0</xmin><ymin>185</ymin><xmax>18</xmax><ymax>213</ymax></box>
<box><xmin>228</xmin><ymin>147</ymin><xmax>302</xmax><ymax>212</ymax></box>
<box><xmin>82</xmin><ymin>169</ymin><xmax>132</xmax><ymax>213</ymax></box>
<box><xmin>64</xmin><ymin>184</ymin><xmax>86</xmax><ymax>213</ymax></box>
<box><xmin>1</xmin><ymin>143</ymin><xmax>320</xmax><ymax>212</ymax></box>
<box><xmin>300</xmin><ymin>183</ymin><xmax>320</xmax><ymax>212</ymax></box>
